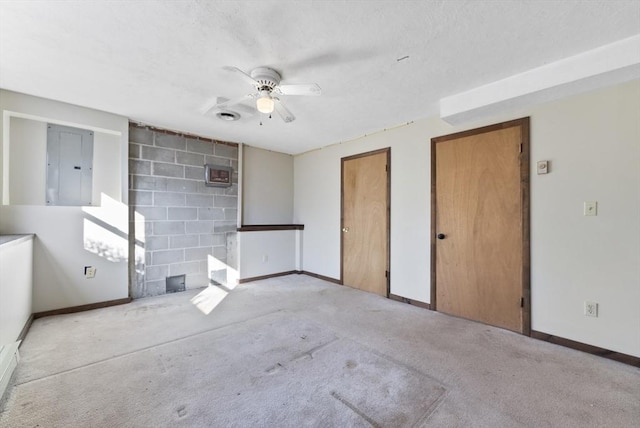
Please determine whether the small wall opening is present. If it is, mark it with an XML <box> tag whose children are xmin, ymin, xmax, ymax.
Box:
<box><xmin>166</xmin><ymin>274</ymin><xmax>186</xmax><ymax>294</ymax></box>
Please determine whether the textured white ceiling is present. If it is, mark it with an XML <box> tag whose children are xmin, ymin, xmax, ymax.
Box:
<box><xmin>1</xmin><ymin>0</ymin><xmax>639</xmax><ymax>154</ymax></box>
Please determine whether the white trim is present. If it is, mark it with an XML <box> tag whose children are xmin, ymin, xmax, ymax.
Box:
<box><xmin>1</xmin><ymin>110</ymin><xmax>123</xmax><ymax>205</ymax></box>
<box><xmin>440</xmin><ymin>35</ymin><xmax>640</xmax><ymax>124</ymax></box>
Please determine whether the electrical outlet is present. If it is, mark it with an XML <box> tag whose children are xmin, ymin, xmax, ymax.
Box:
<box><xmin>584</xmin><ymin>301</ymin><xmax>598</xmax><ymax>317</ymax></box>
<box><xmin>85</xmin><ymin>266</ymin><xmax>96</xmax><ymax>279</ymax></box>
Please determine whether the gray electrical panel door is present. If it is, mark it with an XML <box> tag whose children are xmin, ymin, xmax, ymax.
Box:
<box><xmin>46</xmin><ymin>124</ymin><xmax>94</xmax><ymax>206</ymax></box>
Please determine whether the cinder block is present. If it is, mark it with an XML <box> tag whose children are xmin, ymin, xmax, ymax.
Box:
<box><xmin>152</xmin><ymin>249</ymin><xmax>184</xmax><ymax>265</ymax></box>
<box><xmin>199</xmin><ymin>233</ymin><xmax>226</xmax><ymax>246</ymax></box>
<box><xmin>213</xmin><ymin>220</ymin><xmax>237</xmax><ymax>233</ymax></box>
<box><xmin>199</xmin><ymin>260</ymin><xmax>209</xmax><ymax>276</ymax></box>
<box><xmin>142</xmin><ymin>146</ymin><xmax>176</xmax><ymax>163</ymax></box>
<box><xmin>205</xmin><ymin>156</ymin><xmax>231</xmax><ymax>167</ymax></box>
<box><xmin>145</xmin><ymin>222</ymin><xmax>153</xmax><ymax>236</ymax></box>
<box><xmin>186</xmin><ymin>273</ymin><xmax>209</xmax><ymax>289</ymax></box>
<box><xmin>154</xmin><ymin>221</ymin><xmax>185</xmax><ymax>235</ymax></box>
<box><xmin>154</xmin><ymin>192</ymin><xmax>186</xmax><ymax>207</ymax></box>
<box><xmin>153</xmin><ymin>162</ymin><xmax>184</xmax><ymax>178</ymax></box>
<box><xmin>215</xmin><ymin>144</ymin><xmax>238</xmax><ymax>159</ymax></box>
<box><xmin>186</xmin><ymin>138</ymin><xmax>214</xmax><ymax>155</ymax></box>
<box><xmin>176</xmin><ymin>151</ymin><xmax>205</xmax><ymax>166</ymax></box>
<box><xmin>185</xmin><ymin>246</ymin><xmax>213</xmax><ymax>261</ymax></box>
<box><xmin>186</xmin><ymin>194</ymin><xmax>214</xmax><ymax>207</ymax></box>
<box><xmin>224</xmin><ymin>209</ymin><xmax>238</xmax><ymax>221</ymax></box>
<box><xmin>129</xmin><ymin>159</ymin><xmax>151</xmax><ymax>175</ymax></box>
<box><xmin>170</xmin><ymin>261</ymin><xmax>201</xmax><ymax>276</ymax></box>
<box><xmin>145</xmin><ymin>236</ymin><xmax>169</xmax><ymax>251</ymax></box>
<box><xmin>132</xmin><ymin>175</ymin><xmax>167</xmax><ymax>191</ymax></box>
<box><xmin>143</xmin><ymin>280</ymin><xmax>166</xmax><ymax>297</ymax></box>
<box><xmin>186</xmin><ymin>220</ymin><xmax>214</xmax><ymax>234</ymax></box>
<box><xmin>167</xmin><ymin>178</ymin><xmax>198</xmax><ymax>193</ymax></box>
<box><xmin>213</xmin><ymin>245</ymin><xmax>227</xmax><ymax>260</ymax></box>
<box><xmin>198</xmin><ymin>207</ymin><xmax>224</xmax><ymax>220</ymax></box>
<box><xmin>168</xmin><ymin>207</ymin><xmax>198</xmax><ymax>220</ymax></box>
<box><xmin>170</xmin><ymin>234</ymin><xmax>200</xmax><ymax>249</ymax></box>
<box><xmin>185</xmin><ymin>165</ymin><xmax>204</xmax><ymax>180</ymax></box>
<box><xmin>146</xmin><ymin>265</ymin><xmax>168</xmax><ymax>281</ymax></box>
<box><xmin>156</xmin><ymin>133</ymin><xmax>186</xmax><ymax>150</ymax></box>
<box><xmin>134</xmin><ymin>206</ymin><xmax>167</xmax><ymax>221</ymax></box>
<box><xmin>196</xmin><ymin>181</ymin><xmax>225</xmax><ymax>194</ymax></box>
<box><xmin>213</xmin><ymin>195</ymin><xmax>237</xmax><ymax>208</ymax></box>
<box><xmin>129</xmin><ymin>127</ymin><xmax>154</xmax><ymax>145</ymax></box>
<box><xmin>129</xmin><ymin>190</ymin><xmax>152</xmax><ymax>206</ymax></box>
<box><xmin>129</xmin><ymin>143</ymin><xmax>141</xmax><ymax>159</ymax></box>
<box><xmin>224</xmin><ymin>184</ymin><xmax>238</xmax><ymax>196</ymax></box>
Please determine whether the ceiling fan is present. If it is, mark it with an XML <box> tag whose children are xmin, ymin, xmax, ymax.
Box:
<box><xmin>204</xmin><ymin>66</ymin><xmax>321</xmax><ymax>123</ymax></box>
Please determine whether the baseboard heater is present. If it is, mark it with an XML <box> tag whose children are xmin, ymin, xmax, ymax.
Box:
<box><xmin>0</xmin><ymin>342</ymin><xmax>20</xmax><ymax>401</ymax></box>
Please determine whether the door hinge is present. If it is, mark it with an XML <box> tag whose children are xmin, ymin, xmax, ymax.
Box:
<box><xmin>520</xmin><ymin>297</ymin><xmax>524</xmax><ymax>308</ymax></box>
<box><xmin>519</xmin><ymin>143</ymin><xmax>523</xmax><ymax>153</ymax></box>
<box><xmin>385</xmin><ymin>164</ymin><xmax>388</xmax><ymax>172</ymax></box>
<box><xmin>385</xmin><ymin>270</ymin><xmax>389</xmax><ymax>279</ymax></box>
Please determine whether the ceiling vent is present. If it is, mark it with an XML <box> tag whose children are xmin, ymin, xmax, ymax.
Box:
<box><xmin>216</xmin><ymin>111</ymin><xmax>240</xmax><ymax>121</ymax></box>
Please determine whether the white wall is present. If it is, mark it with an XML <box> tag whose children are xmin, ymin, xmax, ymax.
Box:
<box><xmin>0</xmin><ymin>236</ymin><xmax>33</xmax><ymax>345</ymax></box>
<box><xmin>242</xmin><ymin>145</ymin><xmax>293</xmax><ymax>224</ymax></box>
<box><xmin>0</xmin><ymin>90</ymin><xmax>129</xmax><ymax>312</ymax></box>
<box><xmin>9</xmin><ymin>117</ymin><xmax>121</xmax><ymax>205</ymax></box>
<box><xmin>294</xmin><ymin>119</ymin><xmax>448</xmax><ymax>297</ymax></box>
<box><xmin>293</xmin><ymin>80</ymin><xmax>640</xmax><ymax>357</ymax></box>
<box><xmin>238</xmin><ymin>230</ymin><xmax>298</xmax><ymax>279</ymax></box>
<box><xmin>239</xmin><ymin>146</ymin><xmax>297</xmax><ymax>280</ymax></box>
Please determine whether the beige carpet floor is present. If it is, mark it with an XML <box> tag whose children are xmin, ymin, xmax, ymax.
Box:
<box><xmin>1</xmin><ymin>274</ymin><xmax>638</xmax><ymax>427</ymax></box>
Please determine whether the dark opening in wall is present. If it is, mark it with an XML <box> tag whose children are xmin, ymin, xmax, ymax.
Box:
<box><xmin>166</xmin><ymin>274</ymin><xmax>186</xmax><ymax>294</ymax></box>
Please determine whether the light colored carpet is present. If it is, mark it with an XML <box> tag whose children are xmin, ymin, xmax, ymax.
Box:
<box><xmin>1</xmin><ymin>274</ymin><xmax>638</xmax><ymax>427</ymax></box>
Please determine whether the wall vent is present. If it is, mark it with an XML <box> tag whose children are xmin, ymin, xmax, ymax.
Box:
<box><xmin>166</xmin><ymin>274</ymin><xmax>186</xmax><ymax>294</ymax></box>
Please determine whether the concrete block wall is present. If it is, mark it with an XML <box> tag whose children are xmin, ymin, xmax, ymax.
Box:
<box><xmin>128</xmin><ymin>124</ymin><xmax>238</xmax><ymax>298</ymax></box>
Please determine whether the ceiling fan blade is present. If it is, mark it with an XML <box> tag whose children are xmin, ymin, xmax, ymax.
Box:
<box><xmin>204</xmin><ymin>93</ymin><xmax>257</xmax><ymax>114</ymax></box>
<box><xmin>223</xmin><ymin>66</ymin><xmax>260</xmax><ymax>88</ymax></box>
<box><xmin>200</xmin><ymin>96</ymin><xmax>221</xmax><ymax>115</ymax></box>
<box><xmin>274</xmin><ymin>83</ymin><xmax>322</xmax><ymax>96</ymax></box>
<box><xmin>273</xmin><ymin>98</ymin><xmax>295</xmax><ymax>123</ymax></box>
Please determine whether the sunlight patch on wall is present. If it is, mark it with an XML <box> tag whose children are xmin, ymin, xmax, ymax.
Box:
<box><xmin>82</xmin><ymin>193</ymin><xmax>129</xmax><ymax>262</ymax></box>
<box><xmin>208</xmin><ymin>254</ymin><xmax>238</xmax><ymax>289</ymax></box>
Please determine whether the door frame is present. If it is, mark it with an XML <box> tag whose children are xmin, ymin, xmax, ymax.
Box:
<box><xmin>340</xmin><ymin>147</ymin><xmax>391</xmax><ymax>296</ymax></box>
<box><xmin>430</xmin><ymin>118</ymin><xmax>531</xmax><ymax>335</ymax></box>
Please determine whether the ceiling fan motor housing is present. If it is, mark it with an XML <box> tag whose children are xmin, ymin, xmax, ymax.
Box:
<box><xmin>250</xmin><ymin>67</ymin><xmax>281</xmax><ymax>91</ymax></box>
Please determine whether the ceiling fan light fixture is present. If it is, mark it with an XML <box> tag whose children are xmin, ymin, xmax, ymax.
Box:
<box><xmin>256</xmin><ymin>91</ymin><xmax>275</xmax><ymax>114</ymax></box>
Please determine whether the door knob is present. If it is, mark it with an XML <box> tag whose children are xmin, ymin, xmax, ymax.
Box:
<box><xmin>342</xmin><ymin>227</ymin><xmax>349</xmax><ymax>233</ymax></box>
<box><xmin>437</xmin><ymin>233</ymin><xmax>445</xmax><ymax>240</ymax></box>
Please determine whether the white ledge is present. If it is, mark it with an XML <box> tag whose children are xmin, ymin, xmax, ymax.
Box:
<box><xmin>440</xmin><ymin>35</ymin><xmax>640</xmax><ymax>125</ymax></box>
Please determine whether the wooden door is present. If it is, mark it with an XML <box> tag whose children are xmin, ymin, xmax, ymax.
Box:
<box><xmin>431</xmin><ymin>119</ymin><xmax>530</xmax><ymax>334</ymax></box>
<box><xmin>341</xmin><ymin>148</ymin><xmax>390</xmax><ymax>296</ymax></box>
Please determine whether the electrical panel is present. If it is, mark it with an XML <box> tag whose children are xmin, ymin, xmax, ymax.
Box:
<box><xmin>46</xmin><ymin>124</ymin><xmax>94</xmax><ymax>206</ymax></box>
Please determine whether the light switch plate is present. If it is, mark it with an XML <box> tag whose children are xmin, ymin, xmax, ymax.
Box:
<box><xmin>537</xmin><ymin>160</ymin><xmax>549</xmax><ymax>175</ymax></box>
<box><xmin>584</xmin><ymin>201</ymin><xmax>597</xmax><ymax>216</ymax></box>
